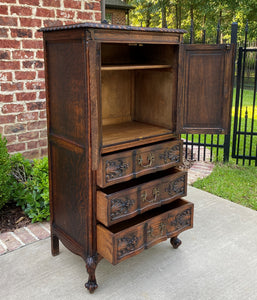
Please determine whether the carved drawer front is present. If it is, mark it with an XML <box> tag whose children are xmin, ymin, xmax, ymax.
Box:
<box><xmin>97</xmin><ymin>170</ymin><xmax>187</xmax><ymax>227</ymax></box>
<box><xmin>97</xmin><ymin>199</ymin><xmax>193</xmax><ymax>265</ymax></box>
<box><xmin>97</xmin><ymin>139</ymin><xmax>183</xmax><ymax>188</ymax></box>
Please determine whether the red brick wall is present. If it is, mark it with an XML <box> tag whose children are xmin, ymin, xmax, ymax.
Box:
<box><xmin>0</xmin><ymin>0</ymin><xmax>101</xmax><ymax>159</ymax></box>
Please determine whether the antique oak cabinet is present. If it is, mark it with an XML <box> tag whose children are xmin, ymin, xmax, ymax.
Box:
<box><xmin>40</xmin><ymin>23</ymin><xmax>234</xmax><ymax>293</ymax></box>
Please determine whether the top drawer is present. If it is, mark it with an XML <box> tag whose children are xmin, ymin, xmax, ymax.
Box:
<box><xmin>97</xmin><ymin>139</ymin><xmax>183</xmax><ymax>188</ymax></box>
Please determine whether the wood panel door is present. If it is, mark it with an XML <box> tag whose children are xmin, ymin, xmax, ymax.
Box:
<box><xmin>177</xmin><ymin>44</ymin><xmax>235</xmax><ymax>134</ymax></box>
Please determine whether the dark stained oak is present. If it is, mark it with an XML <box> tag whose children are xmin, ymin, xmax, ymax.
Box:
<box><xmin>97</xmin><ymin>169</ymin><xmax>187</xmax><ymax>226</ymax></box>
<box><xmin>97</xmin><ymin>140</ymin><xmax>183</xmax><ymax>188</ymax></box>
<box><xmin>170</xmin><ymin>236</ymin><xmax>182</xmax><ymax>249</ymax></box>
<box><xmin>177</xmin><ymin>44</ymin><xmax>235</xmax><ymax>134</ymax></box>
<box><xmin>101</xmin><ymin>122</ymin><xmax>176</xmax><ymax>153</ymax></box>
<box><xmin>101</xmin><ymin>64</ymin><xmax>173</xmax><ymax>70</ymax></box>
<box><xmin>97</xmin><ymin>199</ymin><xmax>193</xmax><ymax>265</ymax></box>
<box><xmin>42</xmin><ymin>23</ymin><xmax>234</xmax><ymax>293</ymax></box>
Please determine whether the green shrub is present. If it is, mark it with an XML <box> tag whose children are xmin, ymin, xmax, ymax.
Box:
<box><xmin>26</xmin><ymin>157</ymin><xmax>50</xmax><ymax>222</ymax></box>
<box><xmin>0</xmin><ymin>136</ymin><xmax>50</xmax><ymax>221</ymax></box>
<box><xmin>0</xmin><ymin>134</ymin><xmax>12</xmax><ymax>210</ymax></box>
<box><xmin>11</xmin><ymin>155</ymin><xmax>50</xmax><ymax>223</ymax></box>
<box><xmin>9</xmin><ymin>153</ymin><xmax>32</xmax><ymax>209</ymax></box>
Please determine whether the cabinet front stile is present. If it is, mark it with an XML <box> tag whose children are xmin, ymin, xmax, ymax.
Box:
<box><xmin>88</xmin><ymin>39</ymin><xmax>102</xmax><ymax>171</ymax></box>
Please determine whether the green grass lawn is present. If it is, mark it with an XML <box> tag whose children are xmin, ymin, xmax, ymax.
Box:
<box><xmin>189</xmin><ymin>88</ymin><xmax>257</xmax><ymax>210</ymax></box>
<box><xmin>193</xmin><ymin>163</ymin><xmax>257</xmax><ymax>211</ymax></box>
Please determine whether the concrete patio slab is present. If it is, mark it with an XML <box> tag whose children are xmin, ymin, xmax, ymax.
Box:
<box><xmin>1</xmin><ymin>186</ymin><xmax>257</xmax><ymax>300</ymax></box>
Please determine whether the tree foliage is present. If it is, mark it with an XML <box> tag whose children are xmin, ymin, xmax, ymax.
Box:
<box><xmin>128</xmin><ymin>0</ymin><xmax>257</xmax><ymax>43</ymax></box>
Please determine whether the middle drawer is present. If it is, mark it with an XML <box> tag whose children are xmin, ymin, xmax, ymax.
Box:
<box><xmin>97</xmin><ymin>169</ymin><xmax>187</xmax><ymax>227</ymax></box>
<box><xmin>97</xmin><ymin>139</ymin><xmax>183</xmax><ymax>188</ymax></box>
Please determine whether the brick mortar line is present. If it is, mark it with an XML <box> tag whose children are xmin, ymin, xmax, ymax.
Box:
<box><xmin>24</xmin><ymin>226</ymin><xmax>40</xmax><ymax>240</ymax></box>
<box><xmin>39</xmin><ymin>222</ymin><xmax>50</xmax><ymax>234</ymax></box>
<box><xmin>10</xmin><ymin>231</ymin><xmax>25</xmax><ymax>246</ymax></box>
<box><xmin>0</xmin><ymin>6</ymin><xmax>96</xmax><ymax>12</ymax></box>
<box><xmin>0</xmin><ymin>14</ymin><xmax>100</xmax><ymax>20</ymax></box>
<box><xmin>0</xmin><ymin>238</ymin><xmax>8</xmax><ymax>251</ymax></box>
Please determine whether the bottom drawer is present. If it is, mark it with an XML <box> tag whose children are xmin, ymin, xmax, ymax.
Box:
<box><xmin>97</xmin><ymin>199</ymin><xmax>193</xmax><ymax>265</ymax></box>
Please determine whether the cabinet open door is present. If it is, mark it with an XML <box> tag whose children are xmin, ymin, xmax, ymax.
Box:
<box><xmin>177</xmin><ymin>44</ymin><xmax>235</xmax><ymax>134</ymax></box>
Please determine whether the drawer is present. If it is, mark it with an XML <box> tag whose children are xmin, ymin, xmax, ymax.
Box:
<box><xmin>97</xmin><ymin>170</ymin><xmax>187</xmax><ymax>227</ymax></box>
<box><xmin>97</xmin><ymin>139</ymin><xmax>183</xmax><ymax>188</ymax></box>
<box><xmin>97</xmin><ymin>199</ymin><xmax>193</xmax><ymax>265</ymax></box>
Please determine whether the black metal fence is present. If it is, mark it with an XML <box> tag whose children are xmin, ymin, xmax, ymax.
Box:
<box><xmin>232</xmin><ymin>23</ymin><xmax>257</xmax><ymax>166</ymax></box>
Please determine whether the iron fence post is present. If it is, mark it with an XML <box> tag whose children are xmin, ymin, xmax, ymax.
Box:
<box><xmin>224</xmin><ymin>22</ymin><xmax>238</xmax><ymax>162</ymax></box>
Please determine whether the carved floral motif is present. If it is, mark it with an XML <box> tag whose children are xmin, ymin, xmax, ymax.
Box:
<box><xmin>170</xmin><ymin>208</ymin><xmax>192</xmax><ymax>229</ymax></box>
<box><xmin>117</xmin><ymin>234</ymin><xmax>139</xmax><ymax>259</ymax></box>
<box><xmin>165</xmin><ymin>175</ymin><xmax>185</xmax><ymax>197</ymax></box>
<box><xmin>159</xmin><ymin>144</ymin><xmax>180</xmax><ymax>164</ymax></box>
<box><xmin>105</xmin><ymin>159</ymin><xmax>129</xmax><ymax>182</ymax></box>
<box><xmin>110</xmin><ymin>197</ymin><xmax>135</xmax><ymax>221</ymax></box>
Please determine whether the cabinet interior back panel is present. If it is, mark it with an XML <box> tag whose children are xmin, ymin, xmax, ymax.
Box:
<box><xmin>101</xmin><ymin>70</ymin><xmax>133</xmax><ymax>125</ymax></box>
<box><xmin>101</xmin><ymin>43</ymin><xmax>133</xmax><ymax>65</ymax></box>
<box><xmin>134</xmin><ymin>69</ymin><xmax>175</xmax><ymax>130</ymax></box>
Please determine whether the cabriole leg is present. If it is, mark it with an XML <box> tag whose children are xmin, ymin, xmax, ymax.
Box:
<box><xmin>85</xmin><ymin>256</ymin><xmax>98</xmax><ymax>293</ymax></box>
<box><xmin>170</xmin><ymin>236</ymin><xmax>182</xmax><ymax>249</ymax></box>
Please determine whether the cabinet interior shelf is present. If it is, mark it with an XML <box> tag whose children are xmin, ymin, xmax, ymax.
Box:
<box><xmin>101</xmin><ymin>64</ymin><xmax>173</xmax><ymax>71</ymax></box>
<box><xmin>102</xmin><ymin>121</ymin><xmax>175</xmax><ymax>153</ymax></box>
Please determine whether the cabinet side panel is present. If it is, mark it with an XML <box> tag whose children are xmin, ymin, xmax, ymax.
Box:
<box><xmin>44</xmin><ymin>35</ymin><xmax>93</xmax><ymax>254</ymax></box>
<box><xmin>46</xmin><ymin>40</ymin><xmax>86</xmax><ymax>144</ymax></box>
<box><xmin>50</xmin><ymin>142</ymin><xmax>87</xmax><ymax>247</ymax></box>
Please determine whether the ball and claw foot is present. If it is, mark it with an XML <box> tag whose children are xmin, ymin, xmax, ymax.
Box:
<box><xmin>85</xmin><ymin>280</ymin><xmax>98</xmax><ymax>294</ymax></box>
<box><xmin>85</xmin><ymin>256</ymin><xmax>99</xmax><ymax>293</ymax></box>
<box><xmin>170</xmin><ymin>236</ymin><xmax>182</xmax><ymax>249</ymax></box>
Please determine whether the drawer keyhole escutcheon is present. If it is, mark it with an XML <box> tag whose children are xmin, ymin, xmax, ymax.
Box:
<box><xmin>138</xmin><ymin>152</ymin><xmax>155</xmax><ymax>168</ymax></box>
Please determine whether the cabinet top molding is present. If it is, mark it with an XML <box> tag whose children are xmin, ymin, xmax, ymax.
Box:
<box><xmin>39</xmin><ymin>22</ymin><xmax>187</xmax><ymax>34</ymax></box>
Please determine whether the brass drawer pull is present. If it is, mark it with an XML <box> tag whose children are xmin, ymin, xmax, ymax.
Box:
<box><xmin>138</xmin><ymin>152</ymin><xmax>155</xmax><ymax>168</ymax></box>
<box><xmin>141</xmin><ymin>187</ymin><xmax>160</xmax><ymax>203</ymax></box>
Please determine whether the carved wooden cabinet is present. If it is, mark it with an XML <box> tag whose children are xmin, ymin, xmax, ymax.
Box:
<box><xmin>40</xmin><ymin>23</ymin><xmax>234</xmax><ymax>293</ymax></box>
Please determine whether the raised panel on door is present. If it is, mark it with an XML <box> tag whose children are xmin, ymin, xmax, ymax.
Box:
<box><xmin>177</xmin><ymin>44</ymin><xmax>234</xmax><ymax>134</ymax></box>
